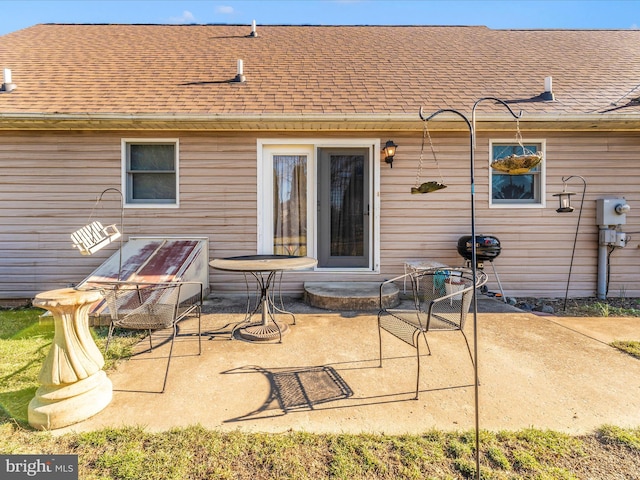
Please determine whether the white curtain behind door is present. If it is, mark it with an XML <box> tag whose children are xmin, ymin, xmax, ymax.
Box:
<box><xmin>273</xmin><ymin>155</ymin><xmax>307</xmax><ymax>256</ymax></box>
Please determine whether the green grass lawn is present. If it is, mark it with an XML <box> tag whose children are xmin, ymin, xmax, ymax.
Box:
<box><xmin>0</xmin><ymin>307</ymin><xmax>142</xmax><ymax>425</ymax></box>
<box><xmin>611</xmin><ymin>340</ymin><xmax>640</xmax><ymax>359</ymax></box>
<box><xmin>1</xmin><ymin>306</ymin><xmax>639</xmax><ymax>479</ymax></box>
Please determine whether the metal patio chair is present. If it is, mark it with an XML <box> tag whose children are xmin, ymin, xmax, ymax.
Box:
<box><xmin>377</xmin><ymin>267</ymin><xmax>488</xmax><ymax>399</ymax></box>
<box><xmin>100</xmin><ymin>281</ymin><xmax>203</xmax><ymax>393</ymax></box>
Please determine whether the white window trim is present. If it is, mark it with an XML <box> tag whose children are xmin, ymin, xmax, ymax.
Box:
<box><xmin>257</xmin><ymin>138</ymin><xmax>381</xmax><ymax>273</ymax></box>
<box><xmin>121</xmin><ymin>138</ymin><xmax>180</xmax><ymax>208</ymax></box>
<box><xmin>488</xmin><ymin>138</ymin><xmax>546</xmax><ymax>209</ymax></box>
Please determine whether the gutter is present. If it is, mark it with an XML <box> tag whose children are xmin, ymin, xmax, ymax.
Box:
<box><xmin>1</xmin><ymin>112</ymin><xmax>640</xmax><ymax>132</ymax></box>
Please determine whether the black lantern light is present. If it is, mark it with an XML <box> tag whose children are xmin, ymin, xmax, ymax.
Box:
<box><xmin>382</xmin><ymin>140</ymin><xmax>397</xmax><ymax>167</ymax></box>
<box><xmin>553</xmin><ymin>181</ymin><xmax>576</xmax><ymax>213</ymax></box>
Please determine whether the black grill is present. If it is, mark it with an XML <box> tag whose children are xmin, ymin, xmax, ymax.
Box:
<box><xmin>457</xmin><ymin>235</ymin><xmax>501</xmax><ymax>262</ymax></box>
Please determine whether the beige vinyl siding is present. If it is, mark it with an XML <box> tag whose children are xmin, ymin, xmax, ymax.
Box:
<box><xmin>0</xmin><ymin>129</ymin><xmax>638</xmax><ymax>300</ymax></box>
<box><xmin>0</xmin><ymin>131</ymin><xmax>259</xmax><ymax>297</ymax></box>
<box><xmin>1</xmin><ymin>133</ymin><xmax>122</xmax><ymax>296</ymax></box>
<box><xmin>379</xmin><ymin>130</ymin><xmax>639</xmax><ymax>298</ymax></box>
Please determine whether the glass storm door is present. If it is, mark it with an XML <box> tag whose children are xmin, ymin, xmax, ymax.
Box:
<box><xmin>317</xmin><ymin>148</ymin><xmax>370</xmax><ymax>268</ymax></box>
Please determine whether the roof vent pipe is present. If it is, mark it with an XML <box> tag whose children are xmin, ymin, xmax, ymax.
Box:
<box><xmin>541</xmin><ymin>76</ymin><xmax>554</xmax><ymax>101</ymax></box>
<box><xmin>1</xmin><ymin>68</ymin><xmax>16</xmax><ymax>92</ymax></box>
<box><xmin>234</xmin><ymin>59</ymin><xmax>246</xmax><ymax>83</ymax></box>
<box><xmin>250</xmin><ymin>20</ymin><xmax>257</xmax><ymax>37</ymax></box>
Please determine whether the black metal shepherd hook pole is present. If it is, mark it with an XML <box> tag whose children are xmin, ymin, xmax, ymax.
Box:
<box><xmin>559</xmin><ymin>175</ymin><xmax>587</xmax><ymax>311</ymax></box>
<box><xmin>97</xmin><ymin>187</ymin><xmax>125</xmax><ymax>281</ymax></box>
<box><xmin>419</xmin><ymin>97</ymin><xmax>522</xmax><ymax>480</ymax></box>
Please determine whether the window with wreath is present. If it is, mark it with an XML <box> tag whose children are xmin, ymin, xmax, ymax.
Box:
<box><xmin>489</xmin><ymin>141</ymin><xmax>545</xmax><ymax>207</ymax></box>
<box><xmin>123</xmin><ymin>140</ymin><xmax>178</xmax><ymax>205</ymax></box>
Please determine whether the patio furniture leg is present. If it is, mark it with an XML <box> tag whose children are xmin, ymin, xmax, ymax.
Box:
<box><xmin>460</xmin><ymin>330</ymin><xmax>475</xmax><ymax>369</ymax></box>
<box><xmin>160</xmin><ymin>324</ymin><xmax>177</xmax><ymax>393</ymax></box>
<box><xmin>414</xmin><ymin>340</ymin><xmax>421</xmax><ymax>400</ymax></box>
<box><xmin>377</xmin><ymin>314</ymin><xmax>383</xmax><ymax>367</ymax></box>
<box><xmin>105</xmin><ymin>323</ymin><xmax>115</xmax><ymax>353</ymax></box>
<box><xmin>196</xmin><ymin>308</ymin><xmax>202</xmax><ymax>355</ymax></box>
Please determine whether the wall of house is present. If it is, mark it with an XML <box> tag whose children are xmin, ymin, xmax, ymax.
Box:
<box><xmin>385</xmin><ymin>130</ymin><xmax>640</xmax><ymax>299</ymax></box>
<box><xmin>0</xmin><ymin>129</ymin><xmax>638</xmax><ymax>301</ymax></box>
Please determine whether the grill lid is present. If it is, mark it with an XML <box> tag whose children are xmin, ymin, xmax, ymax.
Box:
<box><xmin>457</xmin><ymin>235</ymin><xmax>501</xmax><ymax>262</ymax></box>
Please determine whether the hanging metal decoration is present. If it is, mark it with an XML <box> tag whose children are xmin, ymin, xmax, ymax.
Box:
<box><xmin>411</xmin><ymin>120</ymin><xmax>447</xmax><ymax>194</ymax></box>
<box><xmin>71</xmin><ymin>221</ymin><xmax>121</xmax><ymax>256</ymax></box>
<box><xmin>71</xmin><ymin>187</ymin><xmax>125</xmax><ymax>279</ymax></box>
<box><xmin>71</xmin><ymin>188</ymin><xmax>124</xmax><ymax>255</ymax></box>
<box><xmin>490</xmin><ymin>117</ymin><xmax>543</xmax><ymax>174</ymax></box>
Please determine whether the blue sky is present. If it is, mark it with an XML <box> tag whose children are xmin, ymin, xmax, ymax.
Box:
<box><xmin>1</xmin><ymin>0</ymin><xmax>639</xmax><ymax>36</ymax></box>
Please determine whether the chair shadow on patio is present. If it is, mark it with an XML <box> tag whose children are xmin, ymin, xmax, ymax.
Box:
<box><xmin>222</xmin><ymin>365</ymin><xmax>353</xmax><ymax>421</ymax></box>
<box><xmin>221</xmin><ymin>357</ymin><xmax>475</xmax><ymax>424</ymax></box>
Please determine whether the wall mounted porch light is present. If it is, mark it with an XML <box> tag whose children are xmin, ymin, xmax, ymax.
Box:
<box><xmin>382</xmin><ymin>140</ymin><xmax>398</xmax><ymax>167</ymax></box>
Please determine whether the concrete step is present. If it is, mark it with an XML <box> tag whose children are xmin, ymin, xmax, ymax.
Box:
<box><xmin>303</xmin><ymin>281</ymin><xmax>399</xmax><ymax>311</ymax></box>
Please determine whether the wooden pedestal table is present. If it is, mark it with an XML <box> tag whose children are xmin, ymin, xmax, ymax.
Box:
<box><xmin>28</xmin><ymin>288</ymin><xmax>112</xmax><ymax>430</ymax></box>
<box><xmin>210</xmin><ymin>255</ymin><xmax>317</xmax><ymax>342</ymax></box>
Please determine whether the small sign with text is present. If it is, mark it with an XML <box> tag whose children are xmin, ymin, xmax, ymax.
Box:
<box><xmin>1</xmin><ymin>455</ymin><xmax>78</xmax><ymax>480</ymax></box>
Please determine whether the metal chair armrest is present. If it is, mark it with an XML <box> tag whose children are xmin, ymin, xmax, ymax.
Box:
<box><xmin>379</xmin><ymin>273</ymin><xmax>413</xmax><ymax>311</ymax></box>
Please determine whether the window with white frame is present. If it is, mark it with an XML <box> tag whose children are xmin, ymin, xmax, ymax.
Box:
<box><xmin>122</xmin><ymin>139</ymin><xmax>179</xmax><ymax>206</ymax></box>
<box><xmin>489</xmin><ymin>141</ymin><xmax>545</xmax><ymax>207</ymax></box>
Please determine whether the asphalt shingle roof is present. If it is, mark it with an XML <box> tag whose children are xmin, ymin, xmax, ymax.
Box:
<box><xmin>1</xmin><ymin>24</ymin><xmax>639</xmax><ymax>118</ymax></box>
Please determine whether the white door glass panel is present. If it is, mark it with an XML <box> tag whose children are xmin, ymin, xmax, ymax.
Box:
<box><xmin>273</xmin><ymin>155</ymin><xmax>308</xmax><ymax>256</ymax></box>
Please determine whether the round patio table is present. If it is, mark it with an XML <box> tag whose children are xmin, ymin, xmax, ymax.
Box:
<box><xmin>210</xmin><ymin>255</ymin><xmax>317</xmax><ymax>342</ymax></box>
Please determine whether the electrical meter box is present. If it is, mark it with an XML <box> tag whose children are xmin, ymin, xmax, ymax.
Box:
<box><xmin>596</xmin><ymin>197</ymin><xmax>628</xmax><ymax>226</ymax></box>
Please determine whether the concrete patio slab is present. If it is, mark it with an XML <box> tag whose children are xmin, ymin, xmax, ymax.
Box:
<box><xmin>54</xmin><ymin>296</ymin><xmax>640</xmax><ymax>436</ymax></box>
